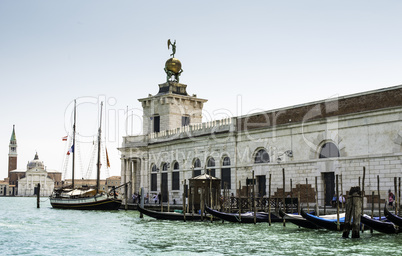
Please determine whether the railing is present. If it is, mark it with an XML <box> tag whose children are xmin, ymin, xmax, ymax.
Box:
<box><xmin>148</xmin><ymin>117</ymin><xmax>234</xmax><ymax>139</ymax></box>
<box><xmin>222</xmin><ymin>197</ymin><xmax>299</xmax><ymax>213</ymax></box>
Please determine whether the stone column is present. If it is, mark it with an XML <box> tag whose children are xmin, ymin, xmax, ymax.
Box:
<box><xmin>121</xmin><ymin>158</ymin><xmax>126</xmax><ymax>185</ymax></box>
<box><xmin>128</xmin><ymin>159</ymin><xmax>133</xmax><ymax>201</ymax></box>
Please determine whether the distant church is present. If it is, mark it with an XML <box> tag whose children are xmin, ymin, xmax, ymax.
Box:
<box><xmin>119</xmin><ymin>44</ymin><xmax>402</xmax><ymax>208</ymax></box>
<box><xmin>4</xmin><ymin>126</ymin><xmax>62</xmax><ymax>196</ymax></box>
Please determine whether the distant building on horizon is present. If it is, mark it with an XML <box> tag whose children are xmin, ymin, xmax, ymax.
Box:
<box><xmin>14</xmin><ymin>153</ymin><xmax>59</xmax><ymax>196</ymax></box>
<box><xmin>3</xmin><ymin>126</ymin><xmax>62</xmax><ymax>196</ymax></box>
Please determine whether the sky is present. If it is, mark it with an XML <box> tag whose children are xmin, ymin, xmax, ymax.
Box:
<box><xmin>1</xmin><ymin>0</ymin><xmax>401</xmax><ymax>180</ymax></box>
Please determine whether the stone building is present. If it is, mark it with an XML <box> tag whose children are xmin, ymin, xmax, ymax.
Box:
<box><xmin>0</xmin><ymin>179</ymin><xmax>10</xmax><ymax>196</ymax></box>
<box><xmin>4</xmin><ymin>126</ymin><xmax>62</xmax><ymax>196</ymax></box>
<box><xmin>119</xmin><ymin>56</ymin><xmax>402</xmax><ymax>207</ymax></box>
<box><xmin>15</xmin><ymin>153</ymin><xmax>58</xmax><ymax>196</ymax></box>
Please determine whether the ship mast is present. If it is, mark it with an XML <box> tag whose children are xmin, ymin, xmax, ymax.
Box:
<box><xmin>72</xmin><ymin>99</ymin><xmax>76</xmax><ymax>189</ymax></box>
<box><xmin>96</xmin><ymin>102</ymin><xmax>103</xmax><ymax>194</ymax></box>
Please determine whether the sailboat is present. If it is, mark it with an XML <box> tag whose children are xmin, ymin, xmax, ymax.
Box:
<box><xmin>50</xmin><ymin>101</ymin><xmax>122</xmax><ymax>210</ymax></box>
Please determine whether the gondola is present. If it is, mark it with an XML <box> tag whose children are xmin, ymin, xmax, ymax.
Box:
<box><xmin>205</xmin><ymin>205</ymin><xmax>281</xmax><ymax>223</ymax></box>
<box><xmin>300</xmin><ymin>209</ymin><xmax>345</xmax><ymax>231</ymax></box>
<box><xmin>384</xmin><ymin>205</ymin><xmax>402</xmax><ymax>226</ymax></box>
<box><xmin>360</xmin><ymin>214</ymin><xmax>399</xmax><ymax>234</ymax></box>
<box><xmin>279</xmin><ymin>209</ymin><xmax>321</xmax><ymax>229</ymax></box>
<box><xmin>137</xmin><ymin>204</ymin><xmax>202</xmax><ymax>221</ymax></box>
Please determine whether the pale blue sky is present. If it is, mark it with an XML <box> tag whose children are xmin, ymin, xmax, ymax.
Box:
<box><xmin>1</xmin><ymin>0</ymin><xmax>401</xmax><ymax>179</ymax></box>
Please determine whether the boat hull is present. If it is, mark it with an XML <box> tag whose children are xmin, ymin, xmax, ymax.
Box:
<box><xmin>360</xmin><ymin>214</ymin><xmax>398</xmax><ymax>234</ymax></box>
<box><xmin>137</xmin><ymin>204</ymin><xmax>202</xmax><ymax>221</ymax></box>
<box><xmin>50</xmin><ymin>194</ymin><xmax>122</xmax><ymax>210</ymax></box>
<box><xmin>384</xmin><ymin>205</ymin><xmax>402</xmax><ymax>227</ymax></box>
<box><xmin>301</xmin><ymin>209</ymin><xmax>344</xmax><ymax>231</ymax></box>
<box><xmin>279</xmin><ymin>209</ymin><xmax>320</xmax><ymax>229</ymax></box>
<box><xmin>205</xmin><ymin>206</ymin><xmax>281</xmax><ymax>223</ymax></box>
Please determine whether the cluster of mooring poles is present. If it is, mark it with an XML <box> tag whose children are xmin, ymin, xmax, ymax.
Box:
<box><xmin>45</xmin><ymin>165</ymin><xmax>399</xmax><ymax>239</ymax></box>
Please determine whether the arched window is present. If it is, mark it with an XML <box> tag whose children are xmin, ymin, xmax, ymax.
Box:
<box><xmin>254</xmin><ymin>149</ymin><xmax>270</xmax><ymax>163</ymax></box>
<box><xmin>319</xmin><ymin>142</ymin><xmax>340</xmax><ymax>158</ymax></box>
<box><xmin>193</xmin><ymin>158</ymin><xmax>202</xmax><ymax>177</ymax></box>
<box><xmin>221</xmin><ymin>157</ymin><xmax>231</xmax><ymax>189</ymax></box>
<box><xmin>151</xmin><ymin>164</ymin><xmax>157</xmax><ymax>191</ymax></box>
<box><xmin>207</xmin><ymin>157</ymin><xmax>216</xmax><ymax>177</ymax></box>
<box><xmin>172</xmin><ymin>162</ymin><xmax>180</xmax><ymax>190</ymax></box>
<box><xmin>194</xmin><ymin>158</ymin><xmax>201</xmax><ymax>168</ymax></box>
<box><xmin>162</xmin><ymin>163</ymin><xmax>168</xmax><ymax>172</ymax></box>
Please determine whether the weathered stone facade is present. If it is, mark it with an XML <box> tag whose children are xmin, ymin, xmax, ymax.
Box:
<box><xmin>119</xmin><ymin>84</ymin><xmax>402</xmax><ymax>207</ymax></box>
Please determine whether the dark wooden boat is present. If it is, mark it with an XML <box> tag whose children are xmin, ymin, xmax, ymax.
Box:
<box><xmin>50</xmin><ymin>189</ymin><xmax>122</xmax><ymax>210</ymax></box>
<box><xmin>205</xmin><ymin>205</ymin><xmax>281</xmax><ymax>223</ymax></box>
<box><xmin>301</xmin><ymin>209</ymin><xmax>345</xmax><ymax>231</ymax></box>
<box><xmin>384</xmin><ymin>205</ymin><xmax>402</xmax><ymax>227</ymax></box>
<box><xmin>137</xmin><ymin>204</ymin><xmax>202</xmax><ymax>221</ymax></box>
<box><xmin>360</xmin><ymin>214</ymin><xmax>399</xmax><ymax>234</ymax></box>
<box><xmin>279</xmin><ymin>209</ymin><xmax>320</xmax><ymax>229</ymax></box>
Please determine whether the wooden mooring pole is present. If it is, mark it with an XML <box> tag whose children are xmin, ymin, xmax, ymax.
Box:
<box><xmin>306</xmin><ymin>178</ymin><xmax>309</xmax><ymax>213</ymax></box>
<box><xmin>140</xmin><ymin>187</ymin><xmax>144</xmax><ymax>218</ymax></box>
<box><xmin>394</xmin><ymin>177</ymin><xmax>398</xmax><ymax>215</ymax></box>
<box><xmin>290</xmin><ymin>179</ymin><xmax>293</xmax><ymax>214</ymax></box>
<box><xmin>342</xmin><ymin>186</ymin><xmax>362</xmax><ymax>238</ymax></box>
<box><xmin>37</xmin><ymin>183</ymin><xmax>40</xmax><ymax>208</ymax></box>
<box><xmin>340</xmin><ymin>174</ymin><xmax>344</xmax><ymax>212</ymax></box>
<box><xmin>399</xmin><ymin>177</ymin><xmax>401</xmax><ymax>216</ymax></box>
<box><xmin>124</xmin><ymin>183</ymin><xmax>128</xmax><ymax>210</ymax></box>
<box><xmin>282</xmin><ymin>168</ymin><xmax>286</xmax><ymax>227</ymax></box>
<box><xmin>336</xmin><ymin>175</ymin><xmax>340</xmax><ymax>231</ymax></box>
<box><xmin>239</xmin><ymin>180</ymin><xmax>242</xmax><ymax>223</ymax></box>
<box><xmin>377</xmin><ymin>175</ymin><xmax>381</xmax><ymax>219</ymax></box>
<box><xmin>315</xmin><ymin>176</ymin><xmax>319</xmax><ymax>217</ymax></box>
<box><xmin>361</xmin><ymin>167</ymin><xmax>366</xmax><ymax>233</ymax></box>
<box><xmin>253</xmin><ymin>170</ymin><xmax>256</xmax><ymax>225</ymax></box>
<box><xmin>268</xmin><ymin>174</ymin><xmax>272</xmax><ymax>226</ymax></box>
<box><xmin>183</xmin><ymin>179</ymin><xmax>186</xmax><ymax>222</ymax></box>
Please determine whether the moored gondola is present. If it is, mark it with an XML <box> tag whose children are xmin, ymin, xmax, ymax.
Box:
<box><xmin>279</xmin><ymin>209</ymin><xmax>320</xmax><ymax>229</ymax></box>
<box><xmin>360</xmin><ymin>214</ymin><xmax>399</xmax><ymax>234</ymax></box>
<box><xmin>137</xmin><ymin>204</ymin><xmax>202</xmax><ymax>221</ymax></box>
<box><xmin>205</xmin><ymin>205</ymin><xmax>281</xmax><ymax>223</ymax></box>
<box><xmin>300</xmin><ymin>209</ymin><xmax>345</xmax><ymax>231</ymax></box>
<box><xmin>384</xmin><ymin>205</ymin><xmax>402</xmax><ymax>227</ymax></box>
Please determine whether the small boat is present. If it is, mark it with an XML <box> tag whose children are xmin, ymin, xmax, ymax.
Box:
<box><xmin>50</xmin><ymin>101</ymin><xmax>122</xmax><ymax>210</ymax></box>
<box><xmin>300</xmin><ymin>209</ymin><xmax>345</xmax><ymax>231</ymax></box>
<box><xmin>360</xmin><ymin>214</ymin><xmax>399</xmax><ymax>234</ymax></box>
<box><xmin>205</xmin><ymin>205</ymin><xmax>281</xmax><ymax>223</ymax></box>
<box><xmin>279</xmin><ymin>209</ymin><xmax>320</xmax><ymax>229</ymax></box>
<box><xmin>137</xmin><ymin>204</ymin><xmax>202</xmax><ymax>221</ymax></box>
<box><xmin>384</xmin><ymin>205</ymin><xmax>402</xmax><ymax>227</ymax></box>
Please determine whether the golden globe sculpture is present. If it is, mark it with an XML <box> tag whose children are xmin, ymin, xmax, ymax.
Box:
<box><xmin>165</xmin><ymin>58</ymin><xmax>182</xmax><ymax>74</ymax></box>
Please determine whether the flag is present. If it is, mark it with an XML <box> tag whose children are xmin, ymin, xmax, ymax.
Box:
<box><xmin>106</xmin><ymin>147</ymin><xmax>110</xmax><ymax>168</ymax></box>
<box><xmin>62</xmin><ymin>136</ymin><xmax>68</xmax><ymax>141</ymax></box>
<box><xmin>67</xmin><ymin>144</ymin><xmax>74</xmax><ymax>155</ymax></box>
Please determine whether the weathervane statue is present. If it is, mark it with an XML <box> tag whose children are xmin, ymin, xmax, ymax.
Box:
<box><xmin>167</xmin><ymin>39</ymin><xmax>176</xmax><ymax>58</ymax></box>
<box><xmin>164</xmin><ymin>39</ymin><xmax>183</xmax><ymax>83</ymax></box>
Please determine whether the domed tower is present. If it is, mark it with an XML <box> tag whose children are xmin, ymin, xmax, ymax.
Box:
<box><xmin>27</xmin><ymin>152</ymin><xmax>45</xmax><ymax>171</ymax></box>
<box><xmin>8</xmin><ymin>125</ymin><xmax>17</xmax><ymax>182</ymax></box>
<box><xmin>138</xmin><ymin>40</ymin><xmax>208</xmax><ymax>134</ymax></box>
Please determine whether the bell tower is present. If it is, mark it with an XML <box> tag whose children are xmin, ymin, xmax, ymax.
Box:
<box><xmin>8</xmin><ymin>125</ymin><xmax>17</xmax><ymax>179</ymax></box>
<box><xmin>138</xmin><ymin>40</ymin><xmax>207</xmax><ymax>135</ymax></box>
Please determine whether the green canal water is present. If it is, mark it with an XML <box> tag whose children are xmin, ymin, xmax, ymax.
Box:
<box><xmin>1</xmin><ymin>197</ymin><xmax>402</xmax><ymax>256</ymax></box>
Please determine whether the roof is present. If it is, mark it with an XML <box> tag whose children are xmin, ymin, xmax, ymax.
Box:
<box><xmin>10</xmin><ymin>125</ymin><xmax>16</xmax><ymax>141</ymax></box>
<box><xmin>190</xmin><ymin>173</ymin><xmax>220</xmax><ymax>180</ymax></box>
